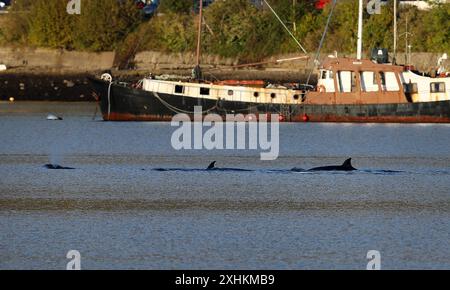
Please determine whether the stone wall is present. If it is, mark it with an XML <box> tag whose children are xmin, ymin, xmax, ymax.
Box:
<box><xmin>0</xmin><ymin>46</ymin><xmax>446</xmax><ymax>73</ymax></box>
<box><xmin>0</xmin><ymin>47</ymin><xmax>115</xmax><ymax>71</ymax></box>
<box><xmin>134</xmin><ymin>51</ymin><xmax>239</xmax><ymax>71</ymax></box>
<box><xmin>134</xmin><ymin>51</ymin><xmax>447</xmax><ymax>72</ymax></box>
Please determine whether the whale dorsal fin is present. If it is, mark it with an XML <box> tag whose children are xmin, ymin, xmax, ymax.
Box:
<box><xmin>207</xmin><ymin>161</ymin><xmax>216</xmax><ymax>170</ymax></box>
<box><xmin>342</xmin><ymin>158</ymin><xmax>354</xmax><ymax>169</ymax></box>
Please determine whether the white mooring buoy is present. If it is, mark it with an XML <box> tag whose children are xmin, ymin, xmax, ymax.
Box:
<box><xmin>47</xmin><ymin>114</ymin><xmax>63</xmax><ymax>121</ymax></box>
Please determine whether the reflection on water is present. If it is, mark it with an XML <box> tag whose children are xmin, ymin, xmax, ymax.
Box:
<box><xmin>0</xmin><ymin>102</ymin><xmax>450</xmax><ymax>269</ymax></box>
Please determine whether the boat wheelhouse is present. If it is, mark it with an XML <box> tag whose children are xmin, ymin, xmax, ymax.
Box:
<box><xmin>306</xmin><ymin>56</ymin><xmax>449</xmax><ymax>104</ymax></box>
<box><xmin>307</xmin><ymin>57</ymin><xmax>407</xmax><ymax>105</ymax></box>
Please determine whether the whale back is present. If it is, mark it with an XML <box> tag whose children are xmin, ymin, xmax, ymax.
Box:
<box><xmin>44</xmin><ymin>164</ymin><xmax>74</xmax><ymax>170</ymax></box>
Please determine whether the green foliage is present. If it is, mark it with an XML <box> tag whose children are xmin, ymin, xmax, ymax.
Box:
<box><xmin>364</xmin><ymin>5</ymin><xmax>395</xmax><ymax>52</ymax></box>
<box><xmin>2</xmin><ymin>0</ymin><xmax>142</xmax><ymax>51</ymax></box>
<box><xmin>0</xmin><ymin>0</ymin><xmax>31</xmax><ymax>44</ymax></box>
<box><xmin>73</xmin><ymin>0</ymin><xmax>142</xmax><ymax>51</ymax></box>
<box><xmin>257</xmin><ymin>0</ymin><xmax>306</xmax><ymax>55</ymax></box>
<box><xmin>159</xmin><ymin>0</ymin><xmax>194</xmax><ymax>14</ymax></box>
<box><xmin>320</xmin><ymin>0</ymin><xmax>359</xmax><ymax>54</ymax></box>
<box><xmin>303</xmin><ymin>1</ymin><xmax>449</xmax><ymax>56</ymax></box>
<box><xmin>414</xmin><ymin>4</ymin><xmax>450</xmax><ymax>52</ymax></box>
<box><xmin>28</xmin><ymin>0</ymin><xmax>75</xmax><ymax>48</ymax></box>
<box><xmin>1</xmin><ymin>0</ymin><xmax>448</xmax><ymax>61</ymax></box>
<box><xmin>137</xmin><ymin>12</ymin><xmax>196</xmax><ymax>52</ymax></box>
<box><xmin>203</xmin><ymin>0</ymin><xmax>262</xmax><ymax>60</ymax></box>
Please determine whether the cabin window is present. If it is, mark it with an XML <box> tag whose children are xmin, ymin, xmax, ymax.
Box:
<box><xmin>254</xmin><ymin>92</ymin><xmax>259</xmax><ymax>98</ymax></box>
<box><xmin>270</xmin><ymin>93</ymin><xmax>276</xmax><ymax>99</ymax></box>
<box><xmin>200</xmin><ymin>87</ymin><xmax>210</xmax><ymax>95</ymax></box>
<box><xmin>228</xmin><ymin>90</ymin><xmax>234</xmax><ymax>96</ymax></box>
<box><xmin>293</xmin><ymin>94</ymin><xmax>300</xmax><ymax>100</ymax></box>
<box><xmin>322</xmin><ymin>70</ymin><xmax>333</xmax><ymax>79</ymax></box>
<box><xmin>360</xmin><ymin>72</ymin><xmax>366</xmax><ymax>92</ymax></box>
<box><xmin>175</xmin><ymin>85</ymin><xmax>184</xmax><ymax>94</ymax></box>
<box><xmin>361</xmin><ymin>72</ymin><xmax>378</xmax><ymax>92</ymax></box>
<box><xmin>385</xmin><ymin>72</ymin><xmax>399</xmax><ymax>91</ymax></box>
<box><xmin>431</xmin><ymin>82</ymin><xmax>446</xmax><ymax>93</ymax></box>
<box><xmin>337</xmin><ymin>71</ymin><xmax>352</xmax><ymax>93</ymax></box>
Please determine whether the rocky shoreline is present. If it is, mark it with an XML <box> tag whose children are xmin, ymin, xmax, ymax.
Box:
<box><xmin>0</xmin><ymin>68</ymin><xmax>314</xmax><ymax>102</ymax></box>
<box><xmin>0</xmin><ymin>71</ymin><xmax>95</xmax><ymax>102</ymax></box>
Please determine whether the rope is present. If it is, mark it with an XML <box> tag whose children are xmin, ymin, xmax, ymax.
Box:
<box><xmin>134</xmin><ymin>79</ymin><xmax>143</xmax><ymax>89</ymax></box>
<box><xmin>107</xmin><ymin>81</ymin><xmax>113</xmax><ymax>118</ymax></box>
<box><xmin>152</xmin><ymin>91</ymin><xmax>218</xmax><ymax>115</ymax></box>
<box><xmin>92</xmin><ymin>105</ymin><xmax>98</xmax><ymax>121</ymax></box>
<box><xmin>263</xmin><ymin>0</ymin><xmax>307</xmax><ymax>54</ymax></box>
<box><xmin>306</xmin><ymin>0</ymin><xmax>338</xmax><ymax>86</ymax></box>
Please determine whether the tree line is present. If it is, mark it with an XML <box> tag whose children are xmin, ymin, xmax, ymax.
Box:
<box><xmin>0</xmin><ymin>0</ymin><xmax>448</xmax><ymax>64</ymax></box>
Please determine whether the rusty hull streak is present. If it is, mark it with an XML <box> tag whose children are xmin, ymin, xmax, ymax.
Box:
<box><xmin>293</xmin><ymin>115</ymin><xmax>450</xmax><ymax>123</ymax></box>
<box><xmin>104</xmin><ymin>113</ymin><xmax>450</xmax><ymax>123</ymax></box>
<box><xmin>103</xmin><ymin>113</ymin><xmax>174</xmax><ymax>122</ymax></box>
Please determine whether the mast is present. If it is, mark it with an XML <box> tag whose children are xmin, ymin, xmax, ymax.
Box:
<box><xmin>393</xmin><ymin>0</ymin><xmax>397</xmax><ymax>64</ymax></box>
<box><xmin>357</xmin><ymin>0</ymin><xmax>363</xmax><ymax>60</ymax></box>
<box><xmin>195</xmin><ymin>0</ymin><xmax>203</xmax><ymax>67</ymax></box>
<box><xmin>405</xmin><ymin>16</ymin><xmax>408</xmax><ymax>65</ymax></box>
<box><xmin>400</xmin><ymin>16</ymin><xmax>413</xmax><ymax>66</ymax></box>
<box><xmin>292</xmin><ymin>0</ymin><xmax>297</xmax><ymax>32</ymax></box>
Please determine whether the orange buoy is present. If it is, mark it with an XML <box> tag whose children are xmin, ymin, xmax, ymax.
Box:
<box><xmin>278</xmin><ymin>115</ymin><xmax>285</xmax><ymax>122</ymax></box>
<box><xmin>302</xmin><ymin>114</ymin><xmax>310</xmax><ymax>122</ymax></box>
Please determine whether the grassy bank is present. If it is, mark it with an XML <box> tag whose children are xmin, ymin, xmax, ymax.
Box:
<box><xmin>1</xmin><ymin>0</ymin><xmax>448</xmax><ymax>67</ymax></box>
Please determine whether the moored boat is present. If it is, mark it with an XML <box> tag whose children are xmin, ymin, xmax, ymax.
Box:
<box><xmin>90</xmin><ymin>55</ymin><xmax>450</xmax><ymax>123</ymax></box>
<box><xmin>90</xmin><ymin>0</ymin><xmax>450</xmax><ymax>123</ymax></box>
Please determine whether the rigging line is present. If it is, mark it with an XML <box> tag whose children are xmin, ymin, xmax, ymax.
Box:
<box><xmin>152</xmin><ymin>92</ymin><xmax>218</xmax><ymax>115</ymax></box>
<box><xmin>153</xmin><ymin>91</ymin><xmax>260</xmax><ymax>115</ymax></box>
<box><xmin>306</xmin><ymin>0</ymin><xmax>338</xmax><ymax>86</ymax></box>
<box><xmin>262</xmin><ymin>0</ymin><xmax>307</xmax><ymax>54</ymax></box>
<box><xmin>228</xmin><ymin>105</ymin><xmax>260</xmax><ymax>113</ymax></box>
<box><xmin>153</xmin><ymin>92</ymin><xmax>193</xmax><ymax>114</ymax></box>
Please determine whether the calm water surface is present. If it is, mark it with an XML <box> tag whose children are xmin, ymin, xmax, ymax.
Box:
<box><xmin>0</xmin><ymin>101</ymin><xmax>450</xmax><ymax>269</ymax></box>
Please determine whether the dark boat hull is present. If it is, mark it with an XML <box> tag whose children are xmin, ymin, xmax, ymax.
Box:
<box><xmin>90</xmin><ymin>79</ymin><xmax>450</xmax><ymax>123</ymax></box>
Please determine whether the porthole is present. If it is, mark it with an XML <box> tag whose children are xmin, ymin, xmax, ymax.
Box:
<box><xmin>175</xmin><ymin>85</ymin><xmax>184</xmax><ymax>94</ymax></box>
<box><xmin>200</xmin><ymin>87</ymin><xmax>210</xmax><ymax>95</ymax></box>
<box><xmin>254</xmin><ymin>92</ymin><xmax>259</xmax><ymax>98</ymax></box>
<box><xmin>271</xmin><ymin>93</ymin><xmax>276</xmax><ymax>99</ymax></box>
